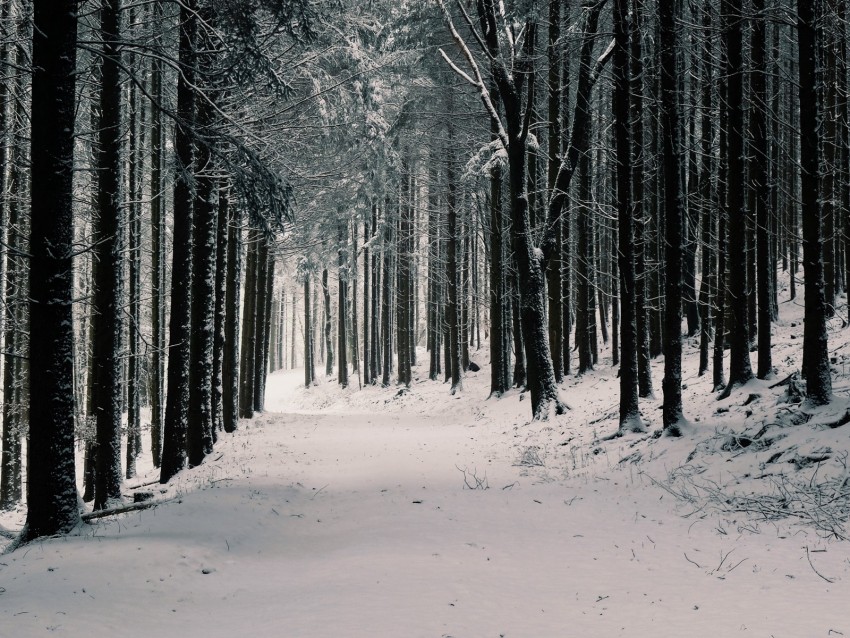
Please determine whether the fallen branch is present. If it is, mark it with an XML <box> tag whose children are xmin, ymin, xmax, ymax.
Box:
<box><xmin>82</xmin><ymin>497</ymin><xmax>179</xmax><ymax>522</ymax></box>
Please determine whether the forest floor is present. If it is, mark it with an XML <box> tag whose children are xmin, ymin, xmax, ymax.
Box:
<box><xmin>2</xmin><ymin>280</ymin><xmax>850</xmax><ymax>636</ymax></box>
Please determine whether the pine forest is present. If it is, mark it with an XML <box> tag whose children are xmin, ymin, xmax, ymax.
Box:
<box><xmin>2</xmin><ymin>1</ymin><xmax>850</xmax><ymax>635</ymax></box>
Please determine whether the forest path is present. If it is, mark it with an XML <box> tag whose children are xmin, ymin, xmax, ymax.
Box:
<box><xmin>1</xmin><ymin>368</ymin><xmax>849</xmax><ymax>637</ymax></box>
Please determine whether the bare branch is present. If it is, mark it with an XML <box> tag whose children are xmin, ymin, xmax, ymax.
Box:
<box><xmin>434</xmin><ymin>0</ymin><xmax>510</xmax><ymax>150</ymax></box>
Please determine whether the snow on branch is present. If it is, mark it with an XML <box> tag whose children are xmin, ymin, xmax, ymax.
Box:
<box><xmin>434</xmin><ymin>0</ymin><xmax>510</xmax><ymax>151</ymax></box>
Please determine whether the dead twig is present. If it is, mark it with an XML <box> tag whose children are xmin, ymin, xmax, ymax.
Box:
<box><xmin>805</xmin><ymin>546</ymin><xmax>835</xmax><ymax>583</ymax></box>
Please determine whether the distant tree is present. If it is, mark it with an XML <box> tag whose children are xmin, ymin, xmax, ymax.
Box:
<box><xmin>322</xmin><ymin>266</ymin><xmax>334</xmax><ymax>376</ymax></box>
<box><xmin>338</xmin><ymin>217</ymin><xmax>351</xmax><ymax>388</ymax></box>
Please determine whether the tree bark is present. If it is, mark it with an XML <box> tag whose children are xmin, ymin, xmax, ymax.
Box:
<box><xmin>546</xmin><ymin>0</ymin><xmax>563</xmax><ymax>384</ymax></box>
<box><xmin>222</xmin><ymin>192</ymin><xmax>241</xmax><ymax>433</ymax></box>
<box><xmin>614</xmin><ymin>0</ymin><xmax>642</xmax><ymax>433</ymax></box>
<box><xmin>721</xmin><ymin>0</ymin><xmax>754</xmax><ymax>396</ymax></box>
<box><xmin>92</xmin><ymin>0</ymin><xmax>125</xmax><ymax>508</ymax></box>
<box><xmin>751</xmin><ymin>0</ymin><xmax>772</xmax><ymax>379</ymax></box>
<box><xmin>149</xmin><ymin>0</ymin><xmax>165</xmax><ymax>466</ymax></box>
<box><xmin>187</xmin><ymin>111</ymin><xmax>218</xmax><ymax>466</ymax></box>
<box><xmin>23</xmin><ymin>0</ymin><xmax>81</xmax><ymax>539</ymax></box>
<box><xmin>338</xmin><ymin>219</ymin><xmax>350</xmax><ymax>387</ymax></box>
<box><xmin>322</xmin><ymin>267</ymin><xmax>333</xmax><ymax>376</ymax></box>
<box><xmin>798</xmin><ymin>0</ymin><xmax>833</xmax><ymax>405</ymax></box>
<box><xmin>659</xmin><ymin>0</ymin><xmax>686</xmax><ymax>433</ymax></box>
<box><xmin>161</xmin><ymin>0</ymin><xmax>197</xmax><ymax>483</ymax></box>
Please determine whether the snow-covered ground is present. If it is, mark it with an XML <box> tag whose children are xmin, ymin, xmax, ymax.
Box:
<box><xmin>2</xmin><ymin>283</ymin><xmax>850</xmax><ymax>637</ymax></box>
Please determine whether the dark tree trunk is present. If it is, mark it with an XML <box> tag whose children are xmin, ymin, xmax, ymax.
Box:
<box><xmin>363</xmin><ymin>207</ymin><xmax>371</xmax><ymax>384</ymax></box>
<box><xmin>659</xmin><ymin>0</ymin><xmax>686</xmax><ymax>433</ymax></box>
<box><xmin>751</xmin><ymin>0</ymin><xmax>772</xmax><ymax>379</ymax></box>
<box><xmin>256</xmin><ymin>243</ymin><xmax>274</xmax><ymax>410</ymax></box>
<box><xmin>697</xmin><ymin>1</ymin><xmax>713</xmax><ymax>378</ymax></box>
<box><xmin>614</xmin><ymin>0</ymin><xmax>642</xmax><ymax>433</ymax></box>
<box><xmin>446</xmin><ymin>109</ymin><xmax>463</xmax><ymax>394</ymax></box>
<box><xmin>370</xmin><ymin>207</ymin><xmax>380</xmax><ymax>382</ymax></box>
<box><xmin>547</xmin><ymin>0</ymin><xmax>563</xmax><ymax>384</ymax></box>
<box><xmin>381</xmin><ymin>209</ymin><xmax>393</xmax><ymax>387</ymax></box>
<box><xmin>798</xmin><ymin>0</ymin><xmax>833</xmax><ymax>405</ymax></box>
<box><xmin>212</xmin><ymin>186</ymin><xmax>229</xmax><ymax>433</ymax></box>
<box><xmin>222</xmin><ymin>193</ymin><xmax>241</xmax><ymax>433</ymax></box>
<box><xmin>240</xmin><ymin>234</ymin><xmax>258</xmax><ymax>414</ymax></box>
<box><xmin>713</xmin><ymin>32</ymin><xmax>729</xmax><ymax>391</ymax></box>
<box><xmin>721</xmin><ymin>0</ymin><xmax>754</xmax><ymax>395</ymax></box>
<box><xmin>23</xmin><ymin>0</ymin><xmax>81</xmax><ymax>540</ymax></box>
<box><xmin>92</xmin><ymin>0</ymin><xmax>125</xmax><ymax>508</ymax></box>
<box><xmin>252</xmin><ymin>238</ymin><xmax>271</xmax><ymax>411</ymax></box>
<box><xmin>428</xmin><ymin>160</ymin><xmax>443</xmax><ymax>382</ymax></box>
<box><xmin>304</xmin><ymin>272</ymin><xmax>315</xmax><ymax>387</ymax></box>
<box><xmin>350</xmin><ymin>222</ymin><xmax>360</xmax><ymax>374</ymax></box>
<box><xmin>510</xmin><ymin>273</ymin><xmax>526</xmax><ymax>387</ymax></box>
<box><xmin>322</xmin><ymin>268</ymin><xmax>333</xmax><ymax>376</ymax></box>
<box><xmin>187</xmin><ymin>118</ymin><xmax>218</xmax><ymax>467</ymax></box>
<box><xmin>576</xmin><ymin>151</ymin><xmax>593</xmax><ymax>375</ymax></box>
<box><xmin>487</xmin><ymin>81</ymin><xmax>509</xmax><ymax>393</ymax></box>
<box><xmin>821</xmin><ymin>1</ymin><xmax>838</xmax><ymax>315</ymax></box>
<box><xmin>160</xmin><ymin>0</ymin><xmax>197</xmax><ymax>483</ymax></box>
<box><xmin>561</xmin><ymin>3</ymin><xmax>572</xmax><ymax>379</ymax></box>
<box><xmin>126</xmin><ymin>42</ymin><xmax>142</xmax><ymax>477</ymax></box>
<box><xmin>338</xmin><ymin>219</ymin><xmax>350</xmax><ymax>388</ymax></box>
<box><xmin>630</xmin><ymin>0</ymin><xmax>653</xmax><ymax>398</ymax></box>
<box><xmin>149</xmin><ymin>0</ymin><xmax>165</xmax><ymax>466</ymax></box>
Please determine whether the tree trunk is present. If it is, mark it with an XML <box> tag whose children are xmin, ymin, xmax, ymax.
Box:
<box><xmin>212</xmin><ymin>185</ymin><xmax>229</xmax><ymax>432</ymax></box>
<box><xmin>23</xmin><ymin>0</ymin><xmax>81</xmax><ymax>540</ymax></box>
<box><xmin>659</xmin><ymin>0</ymin><xmax>686</xmax><ymax>433</ymax></box>
<box><xmin>798</xmin><ymin>0</ymin><xmax>833</xmax><ymax>405</ymax></box>
<box><xmin>187</xmin><ymin>115</ymin><xmax>218</xmax><ymax>466</ymax></box>
<box><xmin>1</xmin><ymin>12</ymin><xmax>26</xmax><ymax>509</ymax></box>
<box><xmin>126</xmin><ymin>40</ymin><xmax>142</xmax><ymax>478</ymax></box>
<box><xmin>363</xmin><ymin>207</ymin><xmax>371</xmax><ymax>384</ymax></box>
<box><xmin>751</xmin><ymin>0</ymin><xmax>772</xmax><ymax>379</ymax></box>
<box><xmin>485</xmin><ymin>81</ymin><xmax>509</xmax><ymax>393</ymax></box>
<box><xmin>92</xmin><ymin>0</ymin><xmax>125</xmax><ymax>508</ymax></box>
<box><xmin>446</xmin><ymin>107</ymin><xmax>463</xmax><ymax>394</ymax></box>
<box><xmin>160</xmin><ymin>0</ymin><xmax>197</xmax><ymax>483</ymax></box>
<box><xmin>614</xmin><ymin>0</ymin><xmax>642</xmax><ymax>433</ymax></box>
<box><xmin>240</xmin><ymin>234</ymin><xmax>258</xmax><ymax>414</ymax></box>
<box><xmin>632</xmin><ymin>0</ymin><xmax>652</xmax><ymax>397</ymax></box>
<box><xmin>381</xmin><ymin>205</ymin><xmax>393</xmax><ymax>387</ymax></box>
<box><xmin>303</xmin><ymin>272</ymin><xmax>314</xmax><ymax>387</ymax></box>
<box><xmin>546</xmin><ymin>0</ymin><xmax>563</xmax><ymax>384</ymax></box>
<box><xmin>256</xmin><ymin>243</ymin><xmax>274</xmax><ymax>410</ymax></box>
<box><xmin>322</xmin><ymin>268</ymin><xmax>333</xmax><ymax>376</ymax></box>
<box><xmin>721</xmin><ymin>0</ymin><xmax>754</xmax><ymax>396</ymax></box>
<box><xmin>370</xmin><ymin>206</ymin><xmax>380</xmax><ymax>382</ymax></box>
<box><xmin>697</xmin><ymin>1</ymin><xmax>713</xmax><ymax>377</ymax></box>
<box><xmin>149</xmin><ymin>0</ymin><xmax>165</xmax><ymax>466</ymax></box>
<box><xmin>338</xmin><ymin>219</ymin><xmax>350</xmax><ymax>387</ymax></box>
<box><xmin>222</xmin><ymin>192</ymin><xmax>241</xmax><ymax>433</ymax></box>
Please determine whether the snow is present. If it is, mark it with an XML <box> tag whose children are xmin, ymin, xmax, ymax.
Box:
<box><xmin>2</xmin><ymin>280</ymin><xmax>850</xmax><ymax>637</ymax></box>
